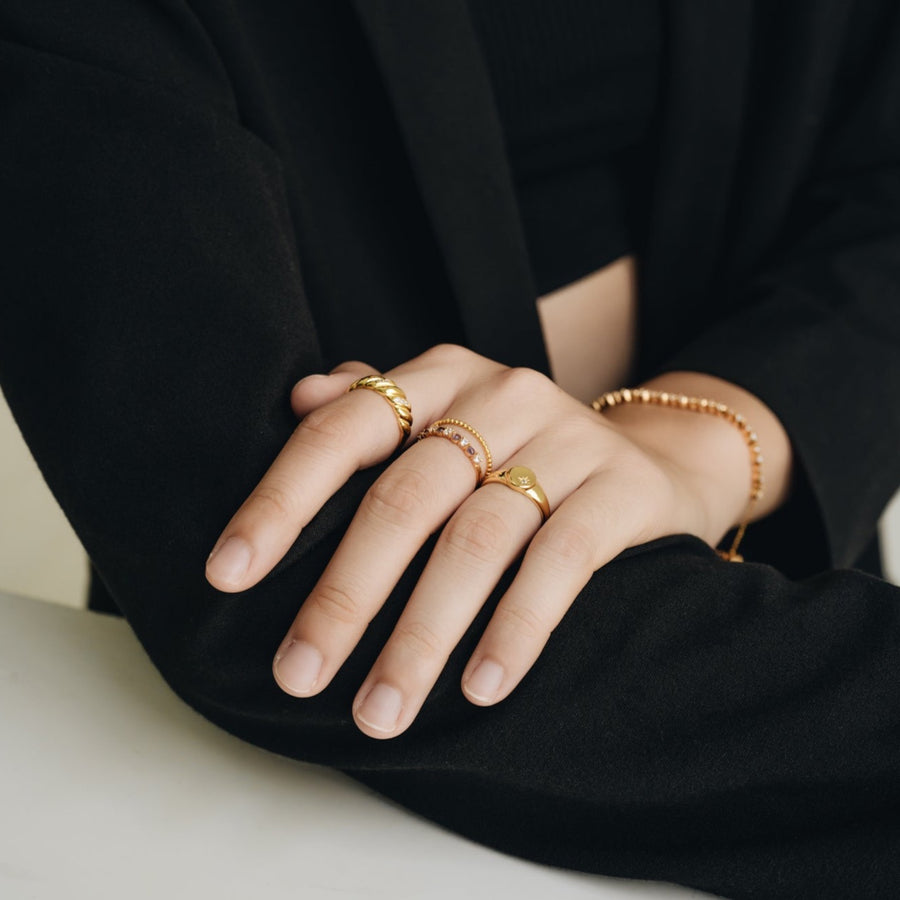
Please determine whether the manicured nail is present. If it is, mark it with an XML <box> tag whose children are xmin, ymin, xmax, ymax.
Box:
<box><xmin>274</xmin><ymin>640</ymin><xmax>323</xmax><ymax>695</ymax></box>
<box><xmin>356</xmin><ymin>683</ymin><xmax>403</xmax><ymax>733</ymax></box>
<box><xmin>206</xmin><ymin>536</ymin><xmax>252</xmax><ymax>586</ymax></box>
<box><xmin>464</xmin><ymin>659</ymin><xmax>504</xmax><ymax>702</ymax></box>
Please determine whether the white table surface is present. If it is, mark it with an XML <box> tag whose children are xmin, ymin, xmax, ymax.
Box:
<box><xmin>0</xmin><ymin>592</ymin><xmax>714</xmax><ymax>900</ymax></box>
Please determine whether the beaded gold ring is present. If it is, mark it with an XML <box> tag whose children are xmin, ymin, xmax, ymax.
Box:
<box><xmin>417</xmin><ymin>418</ymin><xmax>493</xmax><ymax>484</ymax></box>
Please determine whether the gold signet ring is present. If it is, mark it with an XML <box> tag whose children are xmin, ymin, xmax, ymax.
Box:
<box><xmin>347</xmin><ymin>374</ymin><xmax>413</xmax><ymax>451</ymax></box>
<box><xmin>481</xmin><ymin>465</ymin><xmax>550</xmax><ymax>522</ymax></box>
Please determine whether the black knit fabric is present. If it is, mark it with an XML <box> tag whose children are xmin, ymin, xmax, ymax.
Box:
<box><xmin>466</xmin><ymin>0</ymin><xmax>661</xmax><ymax>294</ymax></box>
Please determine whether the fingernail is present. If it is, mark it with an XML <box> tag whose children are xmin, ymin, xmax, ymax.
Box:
<box><xmin>464</xmin><ymin>659</ymin><xmax>504</xmax><ymax>702</ymax></box>
<box><xmin>274</xmin><ymin>640</ymin><xmax>323</xmax><ymax>695</ymax></box>
<box><xmin>356</xmin><ymin>683</ymin><xmax>403</xmax><ymax>733</ymax></box>
<box><xmin>206</xmin><ymin>536</ymin><xmax>252</xmax><ymax>586</ymax></box>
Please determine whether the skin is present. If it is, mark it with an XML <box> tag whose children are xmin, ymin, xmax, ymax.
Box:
<box><xmin>205</xmin><ymin>255</ymin><xmax>793</xmax><ymax>740</ymax></box>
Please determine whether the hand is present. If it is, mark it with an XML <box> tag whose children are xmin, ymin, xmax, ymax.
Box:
<box><xmin>205</xmin><ymin>345</ymin><xmax>785</xmax><ymax>739</ymax></box>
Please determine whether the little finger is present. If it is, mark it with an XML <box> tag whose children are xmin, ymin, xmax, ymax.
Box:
<box><xmin>462</xmin><ymin>469</ymin><xmax>654</xmax><ymax>706</ymax></box>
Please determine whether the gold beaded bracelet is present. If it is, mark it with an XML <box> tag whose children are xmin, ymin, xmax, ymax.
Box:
<box><xmin>591</xmin><ymin>388</ymin><xmax>765</xmax><ymax>562</ymax></box>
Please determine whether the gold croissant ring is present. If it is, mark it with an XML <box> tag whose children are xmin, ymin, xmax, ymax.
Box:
<box><xmin>417</xmin><ymin>418</ymin><xmax>493</xmax><ymax>484</ymax></box>
<box><xmin>347</xmin><ymin>374</ymin><xmax>413</xmax><ymax>452</ymax></box>
<box><xmin>481</xmin><ymin>466</ymin><xmax>550</xmax><ymax>523</ymax></box>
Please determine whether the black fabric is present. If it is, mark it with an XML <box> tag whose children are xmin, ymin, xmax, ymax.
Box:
<box><xmin>1</xmin><ymin>2</ymin><xmax>900</xmax><ymax>898</ymax></box>
<box><xmin>465</xmin><ymin>0</ymin><xmax>661</xmax><ymax>295</ymax></box>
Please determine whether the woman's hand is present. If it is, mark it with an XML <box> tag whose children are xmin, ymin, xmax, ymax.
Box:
<box><xmin>205</xmin><ymin>345</ymin><xmax>791</xmax><ymax>739</ymax></box>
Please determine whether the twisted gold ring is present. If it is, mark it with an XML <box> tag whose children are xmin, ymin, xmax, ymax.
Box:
<box><xmin>347</xmin><ymin>374</ymin><xmax>413</xmax><ymax>451</ymax></box>
<box><xmin>417</xmin><ymin>418</ymin><xmax>493</xmax><ymax>484</ymax></box>
<box><xmin>481</xmin><ymin>466</ymin><xmax>550</xmax><ymax>522</ymax></box>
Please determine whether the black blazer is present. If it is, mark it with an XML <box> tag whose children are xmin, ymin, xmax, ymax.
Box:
<box><xmin>1</xmin><ymin>2</ymin><xmax>900</xmax><ymax>897</ymax></box>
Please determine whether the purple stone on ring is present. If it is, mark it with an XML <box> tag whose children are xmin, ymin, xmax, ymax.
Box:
<box><xmin>466</xmin><ymin>446</ymin><xmax>475</xmax><ymax>455</ymax></box>
<box><xmin>452</xmin><ymin>432</ymin><xmax>461</xmax><ymax>442</ymax></box>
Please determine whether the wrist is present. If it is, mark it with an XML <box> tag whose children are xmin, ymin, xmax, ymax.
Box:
<box><xmin>597</xmin><ymin>371</ymin><xmax>793</xmax><ymax>542</ymax></box>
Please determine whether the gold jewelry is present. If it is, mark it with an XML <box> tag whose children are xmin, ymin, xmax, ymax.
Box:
<box><xmin>592</xmin><ymin>388</ymin><xmax>764</xmax><ymax>562</ymax></box>
<box><xmin>417</xmin><ymin>418</ymin><xmax>493</xmax><ymax>484</ymax></box>
<box><xmin>347</xmin><ymin>374</ymin><xmax>413</xmax><ymax>451</ymax></box>
<box><xmin>481</xmin><ymin>466</ymin><xmax>550</xmax><ymax>523</ymax></box>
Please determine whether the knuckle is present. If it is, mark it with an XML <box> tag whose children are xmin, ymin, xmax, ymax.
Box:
<box><xmin>309</xmin><ymin>581</ymin><xmax>366</xmax><ymax>627</ymax></box>
<box><xmin>425</xmin><ymin>342</ymin><xmax>469</xmax><ymax>366</ymax></box>
<box><xmin>299</xmin><ymin>404</ymin><xmax>355</xmax><ymax>445</ymax></box>
<box><xmin>494</xmin><ymin>602</ymin><xmax>549</xmax><ymax>642</ymax></box>
<box><xmin>392</xmin><ymin>619</ymin><xmax>446</xmax><ymax>661</ymax></box>
<box><xmin>496</xmin><ymin>365</ymin><xmax>552</xmax><ymax>401</ymax></box>
<box><xmin>249</xmin><ymin>479</ymin><xmax>300</xmax><ymax>523</ymax></box>
<box><xmin>441</xmin><ymin>507</ymin><xmax>512</xmax><ymax>565</ymax></box>
<box><xmin>531</xmin><ymin>521</ymin><xmax>597</xmax><ymax>571</ymax></box>
<box><xmin>331</xmin><ymin>359</ymin><xmax>370</xmax><ymax>374</ymax></box>
<box><xmin>587</xmin><ymin>492</ymin><xmax>632</xmax><ymax>541</ymax></box>
<box><xmin>363</xmin><ymin>468</ymin><xmax>433</xmax><ymax>528</ymax></box>
<box><xmin>609</xmin><ymin>456</ymin><xmax>674</xmax><ymax>540</ymax></box>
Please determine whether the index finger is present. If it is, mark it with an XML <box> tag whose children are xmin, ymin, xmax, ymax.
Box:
<box><xmin>205</xmin><ymin>345</ymin><xmax>507</xmax><ymax>593</ymax></box>
<box><xmin>205</xmin><ymin>369</ymin><xmax>413</xmax><ymax>592</ymax></box>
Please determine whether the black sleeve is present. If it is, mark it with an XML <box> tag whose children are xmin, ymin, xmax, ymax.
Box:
<box><xmin>658</xmin><ymin>2</ymin><xmax>900</xmax><ymax>572</ymax></box>
<box><xmin>4</xmin><ymin>22</ymin><xmax>900</xmax><ymax>900</ymax></box>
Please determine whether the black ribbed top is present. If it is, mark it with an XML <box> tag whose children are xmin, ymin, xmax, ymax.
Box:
<box><xmin>466</xmin><ymin>1</ymin><xmax>662</xmax><ymax>295</ymax></box>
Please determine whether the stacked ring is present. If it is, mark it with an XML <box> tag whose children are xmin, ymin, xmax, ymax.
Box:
<box><xmin>481</xmin><ymin>466</ymin><xmax>550</xmax><ymax>522</ymax></box>
<box><xmin>417</xmin><ymin>418</ymin><xmax>493</xmax><ymax>484</ymax></box>
<box><xmin>347</xmin><ymin>374</ymin><xmax>413</xmax><ymax>452</ymax></box>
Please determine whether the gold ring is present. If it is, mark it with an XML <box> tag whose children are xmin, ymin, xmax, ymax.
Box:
<box><xmin>481</xmin><ymin>466</ymin><xmax>550</xmax><ymax>522</ymax></box>
<box><xmin>347</xmin><ymin>374</ymin><xmax>413</xmax><ymax>451</ymax></box>
<box><xmin>417</xmin><ymin>418</ymin><xmax>493</xmax><ymax>484</ymax></box>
